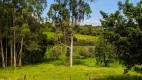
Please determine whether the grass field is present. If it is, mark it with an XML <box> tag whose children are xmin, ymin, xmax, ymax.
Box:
<box><xmin>43</xmin><ymin>32</ymin><xmax>98</xmax><ymax>40</ymax></box>
<box><xmin>74</xmin><ymin>34</ymin><xmax>98</xmax><ymax>40</ymax></box>
<box><xmin>0</xmin><ymin>59</ymin><xmax>142</xmax><ymax>80</ymax></box>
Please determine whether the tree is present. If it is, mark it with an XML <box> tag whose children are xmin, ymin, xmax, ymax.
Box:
<box><xmin>100</xmin><ymin>0</ymin><xmax>142</xmax><ymax>71</ymax></box>
<box><xmin>48</xmin><ymin>0</ymin><xmax>94</xmax><ymax>67</ymax></box>
<box><xmin>0</xmin><ymin>1</ymin><xmax>8</xmax><ymax>67</ymax></box>
<box><xmin>18</xmin><ymin>24</ymin><xmax>30</xmax><ymax>66</ymax></box>
<box><xmin>95</xmin><ymin>36</ymin><xmax>116</xmax><ymax>67</ymax></box>
<box><xmin>0</xmin><ymin>0</ymin><xmax>47</xmax><ymax>67</ymax></box>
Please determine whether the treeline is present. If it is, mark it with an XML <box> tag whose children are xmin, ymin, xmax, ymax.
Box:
<box><xmin>78</xmin><ymin>25</ymin><xmax>103</xmax><ymax>36</ymax></box>
<box><xmin>45</xmin><ymin>22</ymin><xmax>104</xmax><ymax>36</ymax></box>
<box><xmin>0</xmin><ymin>0</ymin><xmax>48</xmax><ymax>67</ymax></box>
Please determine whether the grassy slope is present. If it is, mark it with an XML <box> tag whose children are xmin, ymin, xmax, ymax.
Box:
<box><xmin>75</xmin><ymin>34</ymin><xmax>98</xmax><ymax>40</ymax></box>
<box><xmin>0</xmin><ymin>59</ymin><xmax>141</xmax><ymax>80</ymax></box>
<box><xmin>44</xmin><ymin>32</ymin><xmax>98</xmax><ymax>40</ymax></box>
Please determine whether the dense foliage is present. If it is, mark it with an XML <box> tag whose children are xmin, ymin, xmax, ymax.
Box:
<box><xmin>0</xmin><ymin>0</ymin><xmax>47</xmax><ymax>67</ymax></box>
<box><xmin>95</xmin><ymin>36</ymin><xmax>116</xmax><ymax>67</ymax></box>
<box><xmin>100</xmin><ymin>0</ymin><xmax>142</xmax><ymax>68</ymax></box>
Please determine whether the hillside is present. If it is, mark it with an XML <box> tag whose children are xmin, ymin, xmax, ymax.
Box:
<box><xmin>44</xmin><ymin>32</ymin><xmax>98</xmax><ymax>40</ymax></box>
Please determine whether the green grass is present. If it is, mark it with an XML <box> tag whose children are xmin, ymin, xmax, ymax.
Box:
<box><xmin>73</xmin><ymin>58</ymin><xmax>97</xmax><ymax>67</ymax></box>
<box><xmin>43</xmin><ymin>31</ymin><xmax>98</xmax><ymax>40</ymax></box>
<box><xmin>0</xmin><ymin>60</ymin><xmax>141</xmax><ymax>80</ymax></box>
<box><xmin>43</xmin><ymin>32</ymin><xmax>56</xmax><ymax>39</ymax></box>
<box><xmin>74</xmin><ymin>34</ymin><xmax>98</xmax><ymax>40</ymax></box>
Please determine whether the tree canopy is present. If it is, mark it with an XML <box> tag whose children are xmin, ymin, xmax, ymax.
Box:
<box><xmin>0</xmin><ymin>0</ymin><xmax>48</xmax><ymax>67</ymax></box>
<box><xmin>100</xmin><ymin>0</ymin><xmax>142</xmax><ymax>69</ymax></box>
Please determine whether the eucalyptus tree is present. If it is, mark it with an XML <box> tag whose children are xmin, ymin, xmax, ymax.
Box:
<box><xmin>0</xmin><ymin>0</ymin><xmax>47</xmax><ymax>67</ymax></box>
<box><xmin>15</xmin><ymin>0</ymin><xmax>47</xmax><ymax>67</ymax></box>
<box><xmin>18</xmin><ymin>24</ymin><xmax>30</xmax><ymax>66</ymax></box>
<box><xmin>48</xmin><ymin>0</ymin><xmax>94</xmax><ymax>67</ymax></box>
<box><xmin>9</xmin><ymin>0</ymin><xmax>47</xmax><ymax>67</ymax></box>
<box><xmin>0</xmin><ymin>0</ymin><xmax>9</xmax><ymax>67</ymax></box>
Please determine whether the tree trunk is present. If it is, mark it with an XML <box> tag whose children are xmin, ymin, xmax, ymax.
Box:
<box><xmin>103</xmin><ymin>53</ymin><xmax>107</xmax><ymax>67</ymax></box>
<box><xmin>1</xmin><ymin>40</ymin><xmax>5</xmax><ymax>67</ymax></box>
<box><xmin>11</xmin><ymin>43</ymin><xmax>13</xmax><ymax>66</ymax></box>
<box><xmin>70</xmin><ymin>35</ymin><xmax>73</xmax><ymax>67</ymax></box>
<box><xmin>12</xmin><ymin>7</ymin><xmax>16</xmax><ymax>67</ymax></box>
<box><xmin>13</xmin><ymin>30</ymin><xmax>16</xmax><ymax>67</ymax></box>
<box><xmin>19</xmin><ymin>37</ymin><xmax>23</xmax><ymax>66</ymax></box>
<box><xmin>5</xmin><ymin>38</ymin><xmax>8</xmax><ymax>66</ymax></box>
<box><xmin>64</xmin><ymin>28</ymin><xmax>67</xmax><ymax>58</ymax></box>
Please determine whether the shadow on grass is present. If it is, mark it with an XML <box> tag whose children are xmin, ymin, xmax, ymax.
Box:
<box><xmin>42</xmin><ymin>59</ymin><xmax>85</xmax><ymax>66</ymax></box>
<box><xmin>134</xmin><ymin>67</ymin><xmax>142</xmax><ymax>74</ymax></box>
<box><xmin>73</xmin><ymin>59</ymin><xmax>85</xmax><ymax>65</ymax></box>
<box><xmin>101</xmin><ymin>75</ymin><xmax>142</xmax><ymax>80</ymax></box>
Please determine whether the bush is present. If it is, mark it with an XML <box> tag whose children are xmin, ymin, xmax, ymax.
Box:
<box><xmin>52</xmin><ymin>47</ymin><xmax>61</xmax><ymax>60</ymax></box>
<box><xmin>95</xmin><ymin>36</ymin><xmax>117</xmax><ymax>67</ymax></box>
<box><xmin>134</xmin><ymin>65</ymin><xmax>142</xmax><ymax>73</ymax></box>
<box><xmin>80</xmin><ymin>47</ymin><xmax>93</xmax><ymax>58</ymax></box>
<box><xmin>23</xmin><ymin>34</ymin><xmax>48</xmax><ymax>64</ymax></box>
<box><xmin>47</xmin><ymin>37</ymin><xmax>55</xmax><ymax>46</ymax></box>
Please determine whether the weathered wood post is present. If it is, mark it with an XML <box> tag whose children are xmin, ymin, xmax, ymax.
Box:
<box><xmin>89</xmin><ymin>76</ymin><xmax>91</xmax><ymax>80</ymax></box>
<box><xmin>33</xmin><ymin>76</ymin><xmax>36</xmax><ymax>80</ymax></box>
<box><xmin>24</xmin><ymin>75</ymin><xmax>26</xmax><ymax>80</ymax></box>
<box><xmin>70</xmin><ymin>76</ymin><xmax>72</xmax><ymax>80</ymax></box>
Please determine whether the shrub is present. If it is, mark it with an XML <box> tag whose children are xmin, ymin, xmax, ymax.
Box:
<box><xmin>52</xmin><ymin>47</ymin><xmax>61</xmax><ymax>60</ymax></box>
<box><xmin>80</xmin><ymin>47</ymin><xmax>94</xmax><ymax>58</ymax></box>
<box><xmin>95</xmin><ymin>36</ymin><xmax>117</xmax><ymax>67</ymax></box>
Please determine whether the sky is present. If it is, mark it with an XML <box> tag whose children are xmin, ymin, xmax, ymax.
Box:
<box><xmin>42</xmin><ymin>0</ymin><xmax>140</xmax><ymax>26</ymax></box>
